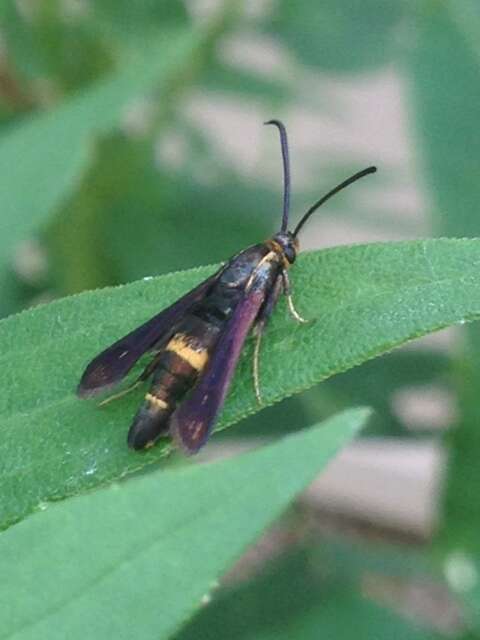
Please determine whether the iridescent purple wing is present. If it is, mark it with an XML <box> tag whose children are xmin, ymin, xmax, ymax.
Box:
<box><xmin>170</xmin><ymin>285</ymin><xmax>268</xmax><ymax>454</ymax></box>
<box><xmin>77</xmin><ymin>271</ymin><xmax>221</xmax><ymax>397</ymax></box>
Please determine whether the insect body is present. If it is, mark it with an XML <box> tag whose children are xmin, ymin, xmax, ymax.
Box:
<box><xmin>78</xmin><ymin>121</ymin><xmax>376</xmax><ymax>453</ymax></box>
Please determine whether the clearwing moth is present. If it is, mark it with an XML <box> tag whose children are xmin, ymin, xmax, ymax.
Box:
<box><xmin>78</xmin><ymin>120</ymin><xmax>376</xmax><ymax>454</ymax></box>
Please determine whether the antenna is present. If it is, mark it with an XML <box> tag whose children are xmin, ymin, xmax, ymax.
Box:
<box><xmin>293</xmin><ymin>166</ymin><xmax>377</xmax><ymax>237</ymax></box>
<box><xmin>265</xmin><ymin>119</ymin><xmax>291</xmax><ymax>232</ymax></box>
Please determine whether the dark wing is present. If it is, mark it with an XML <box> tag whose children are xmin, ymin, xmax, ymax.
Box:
<box><xmin>170</xmin><ymin>285</ymin><xmax>268</xmax><ymax>454</ymax></box>
<box><xmin>77</xmin><ymin>271</ymin><xmax>222</xmax><ymax>397</ymax></box>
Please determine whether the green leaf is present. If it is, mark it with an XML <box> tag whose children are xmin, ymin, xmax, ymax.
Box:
<box><xmin>0</xmin><ymin>27</ymin><xmax>202</xmax><ymax>316</ymax></box>
<box><xmin>410</xmin><ymin>3</ymin><xmax>480</xmax><ymax>551</ymax></box>
<box><xmin>0</xmin><ymin>409</ymin><xmax>368</xmax><ymax>640</ymax></box>
<box><xmin>1</xmin><ymin>0</ymin><xmax>113</xmax><ymax>91</ymax></box>
<box><xmin>92</xmin><ymin>0</ymin><xmax>190</xmax><ymax>42</ymax></box>
<box><xmin>222</xmin><ymin>349</ymin><xmax>451</xmax><ymax>442</ymax></box>
<box><xmin>176</xmin><ymin>548</ymin><xmax>440</xmax><ymax>640</ymax></box>
<box><xmin>266</xmin><ymin>0</ymin><xmax>405</xmax><ymax>72</ymax></box>
<box><xmin>201</xmin><ymin>61</ymin><xmax>289</xmax><ymax>102</ymax></box>
<box><xmin>410</xmin><ymin>9</ymin><xmax>480</xmax><ymax>628</ymax></box>
<box><xmin>321</xmin><ymin>349</ymin><xmax>451</xmax><ymax>436</ymax></box>
<box><xmin>2</xmin><ymin>238</ymin><xmax>480</xmax><ymax>530</ymax></box>
<box><xmin>410</xmin><ymin>3</ymin><xmax>480</xmax><ymax>237</ymax></box>
<box><xmin>442</xmin><ymin>551</ymin><xmax>480</xmax><ymax>628</ymax></box>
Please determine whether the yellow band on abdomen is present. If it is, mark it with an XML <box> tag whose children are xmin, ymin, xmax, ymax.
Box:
<box><xmin>166</xmin><ymin>334</ymin><xmax>209</xmax><ymax>371</ymax></box>
<box><xmin>145</xmin><ymin>393</ymin><xmax>168</xmax><ymax>410</ymax></box>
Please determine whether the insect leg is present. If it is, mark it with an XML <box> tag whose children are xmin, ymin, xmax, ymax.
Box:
<box><xmin>252</xmin><ymin>326</ymin><xmax>263</xmax><ymax>405</ymax></box>
<box><xmin>282</xmin><ymin>270</ymin><xmax>307</xmax><ymax>324</ymax></box>
<box><xmin>98</xmin><ymin>349</ymin><xmax>164</xmax><ymax>407</ymax></box>
<box><xmin>98</xmin><ymin>380</ymin><xmax>143</xmax><ymax>407</ymax></box>
<box><xmin>250</xmin><ymin>275</ymin><xmax>283</xmax><ymax>405</ymax></box>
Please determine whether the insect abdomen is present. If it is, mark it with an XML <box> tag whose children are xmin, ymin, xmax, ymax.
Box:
<box><xmin>127</xmin><ymin>317</ymin><xmax>221</xmax><ymax>449</ymax></box>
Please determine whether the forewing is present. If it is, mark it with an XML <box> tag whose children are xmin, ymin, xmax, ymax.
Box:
<box><xmin>170</xmin><ymin>285</ymin><xmax>269</xmax><ymax>454</ymax></box>
<box><xmin>77</xmin><ymin>271</ymin><xmax>221</xmax><ymax>397</ymax></box>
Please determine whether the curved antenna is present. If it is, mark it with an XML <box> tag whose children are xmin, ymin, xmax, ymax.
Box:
<box><xmin>265</xmin><ymin>119</ymin><xmax>291</xmax><ymax>232</ymax></box>
<box><xmin>293</xmin><ymin>166</ymin><xmax>377</xmax><ymax>237</ymax></box>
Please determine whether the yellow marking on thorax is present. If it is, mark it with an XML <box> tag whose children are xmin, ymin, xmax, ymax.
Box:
<box><xmin>166</xmin><ymin>334</ymin><xmax>209</xmax><ymax>371</ymax></box>
<box><xmin>145</xmin><ymin>393</ymin><xmax>168</xmax><ymax>410</ymax></box>
<box><xmin>266</xmin><ymin>239</ymin><xmax>283</xmax><ymax>254</ymax></box>
<box><xmin>266</xmin><ymin>240</ymin><xmax>291</xmax><ymax>269</ymax></box>
<box><xmin>246</xmin><ymin>250</ymin><xmax>279</xmax><ymax>291</ymax></box>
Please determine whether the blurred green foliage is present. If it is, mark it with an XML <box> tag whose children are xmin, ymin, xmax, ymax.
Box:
<box><xmin>177</xmin><ymin>545</ymin><xmax>440</xmax><ymax>640</ymax></box>
<box><xmin>0</xmin><ymin>0</ymin><xmax>479</xmax><ymax>638</ymax></box>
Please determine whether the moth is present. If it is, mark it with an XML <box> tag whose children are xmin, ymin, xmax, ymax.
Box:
<box><xmin>78</xmin><ymin>120</ymin><xmax>376</xmax><ymax>454</ymax></box>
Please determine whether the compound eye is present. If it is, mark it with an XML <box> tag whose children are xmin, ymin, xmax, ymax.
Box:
<box><xmin>285</xmin><ymin>245</ymin><xmax>296</xmax><ymax>264</ymax></box>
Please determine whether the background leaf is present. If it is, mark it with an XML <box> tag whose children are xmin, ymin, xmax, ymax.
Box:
<box><xmin>410</xmin><ymin>5</ymin><xmax>480</xmax><ymax>629</ymax></box>
<box><xmin>0</xmin><ymin>409</ymin><xmax>368</xmax><ymax>640</ymax></box>
<box><xmin>176</xmin><ymin>547</ymin><xmax>439</xmax><ymax>640</ymax></box>
<box><xmin>0</xmin><ymin>0</ymin><xmax>113</xmax><ymax>92</ymax></box>
<box><xmin>0</xmin><ymin>27</ymin><xmax>202</xmax><ymax>316</ymax></box>
<box><xmin>45</xmin><ymin>134</ymin><xmax>278</xmax><ymax>295</ymax></box>
<box><xmin>265</xmin><ymin>0</ymin><xmax>405</xmax><ymax>72</ymax></box>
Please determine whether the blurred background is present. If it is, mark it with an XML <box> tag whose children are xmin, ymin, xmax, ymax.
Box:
<box><xmin>1</xmin><ymin>1</ymin><xmax>479</xmax><ymax>638</ymax></box>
